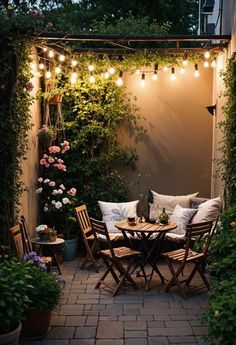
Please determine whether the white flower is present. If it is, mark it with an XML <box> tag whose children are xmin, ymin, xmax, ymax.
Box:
<box><xmin>62</xmin><ymin>197</ymin><xmax>70</xmax><ymax>204</ymax></box>
<box><xmin>44</xmin><ymin>178</ymin><xmax>50</xmax><ymax>184</ymax></box>
<box><xmin>36</xmin><ymin>188</ymin><xmax>43</xmax><ymax>194</ymax></box>
<box><xmin>51</xmin><ymin>200</ymin><xmax>56</xmax><ymax>205</ymax></box>
<box><xmin>58</xmin><ymin>189</ymin><xmax>63</xmax><ymax>194</ymax></box>
<box><xmin>36</xmin><ymin>224</ymin><xmax>47</xmax><ymax>232</ymax></box>
<box><xmin>38</xmin><ymin>177</ymin><xmax>43</xmax><ymax>183</ymax></box>
<box><xmin>55</xmin><ymin>201</ymin><xmax>62</xmax><ymax>209</ymax></box>
<box><xmin>44</xmin><ymin>207</ymin><xmax>48</xmax><ymax>212</ymax></box>
<box><xmin>52</xmin><ymin>189</ymin><xmax>58</xmax><ymax>195</ymax></box>
<box><xmin>60</xmin><ymin>184</ymin><xmax>65</xmax><ymax>190</ymax></box>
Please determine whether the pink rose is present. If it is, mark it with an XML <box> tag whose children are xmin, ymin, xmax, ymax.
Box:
<box><xmin>57</xmin><ymin>159</ymin><xmax>64</xmax><ymax>164</ymax></box>
<box><xmin>45</xmin><ymin>163</ymin><xmax>50</xmax><ymax>168</ymax></box>
<box><xmin>43</xmin><ymin>154</ymin><xmax>48</xmax><ymax>158</ymax></box>
<box><xmin>49</xmin><ymin>146</ymin><xmax>61</xmax><ymax>154</ymax></box>
<box><xmin>40</xmin><ymin>158</ymin><xmax>46</xmax><ymax>165</ymax></box>
<box><xmin>67</xmin><ymin>188</ymin><xmax>77</xmax><ymax>196</ymax></box>
<box><xmin>48</xmin><ymin>156</ymin><xmax>55</xmax><ymax>163</ymax></box>
<box><xmin>53</xmin><ymin>164</ymin><xmax>59</xmax><ymax>168</ymax></box>
<box><xmin>49</xmin><ymin>181</ymin><xmax>56</xmax><ymax>187</ymax></box>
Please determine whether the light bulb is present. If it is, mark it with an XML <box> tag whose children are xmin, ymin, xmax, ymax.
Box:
<box><xmin>89</xmin><ymin>75</ymin><xmax>95</xmax><ymax>83</ymax></box>
<box><xmin>204</xmin><ymin>51</ymin><xmax>210</xmax><ymax>59</ymax></box>
<box><xmin>39</xmin><ymin>63</ymin><xmax>45</xmax><ymax>70</ymax></box>
<box><xmin>55</xmin><ymin>66</ymin><xmax>61</xmax><ymax>74</ymax></box>
<box><xmin>140</xmin><ymin>73</ymin><xmax>145</xmax><ymax>87</ymax></box>
<box><xmin>43</xmin><ymin>47</ymin><xmax>47</xmax><ymax>52</ymax></box>
<box><xmin>163</xmin><ymin>66</ymin><xmax>169</xmax><ymax>72</ymax></box>
<box><xmin>108</xmin><ymin>67</ymin><xmax>115</xmax><ymax>74</ymax></box>
<box><xmin>70</xmin><ymin>72</ymin><xmax>77</xmax><ymax>84</ymax></box>
<box><xmin>59</xmin><ymin>55</ymin><xmax>65</xmax><ymax>62</ymax></box>
<box><xmin>135</xmin><ymin>69</ymin><xmax>141</xmax><ymax>75</ymax></box>
<box><xmin>30</xmin><ymin>62</ymin><xmax>37</xmax><ymax>71</ymax></box>
<box><xmin>71</xmin><ymin>60</ymin><xmax>78</xmax><ymax>67</ymax></box>
<box><xmin>152</xmin><ymin>71</ymin><xmax>158</xmax><ymax>81</ymax></box>
<box><xmin>88</xmin><ymin>64</ymin><xmax>95</xmax><ymax>72</ymax></box>
<box><xmin>170</xmin><ymin>67</ymin><xmax>176</xmax><ymax>81</ymax></box>
<box><xmin>45</xmin><ymin>71</ymin><xmax>51</xmax><ymax>78</ymax></box>
<box><xmin>104</xmin><ymin>72</ymin><xmax>110</xmax><ymax>79</ymax></box>
<box><xmin>180</xmin><ymin>67</ymin><xmax>185</xmax><ymax>74</ymax></box>
<box><xmin>48</xmin><ymin>50</ymin><xmax>54</xmax><ymax>58</ymax></box>
<box><xmin>211</xmin><ymin>58</ymin><xmax>217</xmax><ymax>68</ymax></box>
<box><xmin>182</xmin><ymin>59</ymin><xmax>188</xmax><ymax>66</ymax></box>
<box><xmin>194</xmin><ymin>64</ymin><xmax>200</xmax><ymax>78</ymax></box>
<box><xmin>116</xmin><ymin>71</ymin><xmax>123</xmax><ymax>86</ymax></box>
<box><xmin>203</xmin><ymin>60</ymin><xmax>209</xmax><ymax>68</ymax></box>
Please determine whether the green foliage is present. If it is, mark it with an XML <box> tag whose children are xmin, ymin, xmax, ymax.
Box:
<box><xmin>203</xmin><ymin>275</ymin><xmax>236</xmax><ymax>345</ymax></box>
<box><xmin>0</xmin><ymin>258</ymin><xmax>32</xmax><ymax>334</ymax></box>
<box><xmin>216</xmin><ymin>53</ymin><xmax>236</xmax><ymax>206</ymax></box>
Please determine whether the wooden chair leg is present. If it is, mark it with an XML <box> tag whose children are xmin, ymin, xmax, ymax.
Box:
<box><xmin>195</xmin><ymin>261</ymin><xmax>211</xmax><ymax>289</ymax></box>
<box><xmin>165</xmin><ymin>261</ymin><xmax>187</xmax><ymax>299</ymax></box>
<box><xmin>80</xmin><ymin>240</ymin><xmax>99</xmax><ymax>272</ymax></box>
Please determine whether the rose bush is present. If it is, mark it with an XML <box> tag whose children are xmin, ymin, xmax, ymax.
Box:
<box><xmin>36</xmin><ymin>141</ymin><xmax>78</xmax><ymax>239</ymax></box>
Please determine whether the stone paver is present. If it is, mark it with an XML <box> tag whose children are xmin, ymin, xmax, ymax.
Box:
<box><xmin>20</xmin><ymin>258</ymin><xmax>209</xmax><ymax>345</ymax></box>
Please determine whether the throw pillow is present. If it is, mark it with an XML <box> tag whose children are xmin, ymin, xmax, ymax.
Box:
<box><xmin>169</xmin><ymin>204</ymin><xmax>197</xmax><ymax>235</ymax></box>
<box><xmin>98</xmin><ymin>200</ymin><xmax>139</xmax><ymax>232</ymax></box>
<box><xmin>150</xmin><ymin>190</ymin><xmax>199</xmax><ymax>216</ymax></box>
<box><xmin>191</xmin><ymin>196</ymin><xmax>222</xmax><ymax>224</ymax></box>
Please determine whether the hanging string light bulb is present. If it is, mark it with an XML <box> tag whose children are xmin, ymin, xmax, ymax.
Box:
<box><xmin>116</xmin><ymin>71</ymin><xmax>124</xmax><ymax>86</ymax></box>
<box><xmin>180</xmin><ymin>67</ymin><xmax>185</xmax><ymax>74</ymax></box>
<box><xmin>39</xmin><ymin>62</ymin><xmax>45</xmax><ymax>70</ymax></box>
<box><xmin>211</xmin><ymin>58</ymin><xmax>217</xmax><ymax>68</ymax></box>
<box><xmin>203</xmin><ymin>60</ymin><xmax>209</xmax><ymax>68</ymax></box>
<box><xmin>140</xmin><ymin>73</ymin><xmax>145</xmax><ymax>87</ymax></box>
<box><xmin>204</xmin><ymin>51</ymin><xmax>211</xmax><ymax>59</ymax></box>
<box><xmin>103</xmin><ymin>71</ymin><xmax>110</xmax><ymax>79</ymax></box>
<box><xmin>170</xmin><ymin>67</ymin><xmax>176</xmax><ymax>81</ymax></box>
<box><xmin>70</xmin><ymin>72</ymin><xmax>77</xmax><ymax>84</ymax></box>
<box><xmin>48</xmin><ymin>50</ymin><xmax>54</xmax><ymax>58</ymax></box>
<box><xmin>194</xmin><ymin>63</ymin><xmax>200</xmax><ymax>77</ymax></box>
<box><xmin>182</xmin><ymin>51</ymin><xmax>188</xmax><ymax>66</ymax></box>
<box><xmin>163</xmin><ymin>66</ymin><xmax>169</xmax><ymax>72</ymax></box>
<box><xmin>71</xmin><ymin>60</ymin><xmax>78</xmax><ymax>67</ymax></box>
<box><xmin>108</xmin><ymin>67</ymin><xmax>115</xmax><ymax>75</ymax></box>
<box><xmin>55</xmin><ymin>66</ymin><xmax>61</xmax><ymax>74</ymax></box>
<box><xmin>59</xmin><ymin>54</ymin><xmax>65</xmax><ymax>62</ymax></box>
<box><xmin>152</xmin><ymin>64</ymin><xmax>158</xmax><ymax>81</ymax></box>
<box><xmin>42</xmin><ymin>47</ymin><xmax>47</xmax><ymax>52</ymax></box>
<box><xmin>45</xmin><ymin>71</ymin><xmax>52</xmax><ymax>79</ymax></box>
<box><xmin>135</xmin><ymin>69</ymin><xmax>141</xmax><ymax>75</ymax></box>
<box><xmin>89</xmin><ymin>73</ymin><xmax>95</xmax><ymax>83</ymax></box>
<box><xmin>88</xmin><ymin>63</ymin><xmax>95</xmax><ymax>72</ymax></box>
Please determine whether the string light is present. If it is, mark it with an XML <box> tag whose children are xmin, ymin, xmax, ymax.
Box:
<box><xmin>183</xmin><ymin>51</ymin><xmax>188</xmax><ymax>66</ymax></box>
<box><xmin>163</xmin><ymin>66</ymin><xmax>169</xmax><ymax>72</ymax></box>
<box><xmin>39</xmin><ymin>63</ymin><xmax>45</xmax><ymax>70</ymax></box>
<box><xmin>55</xmin><ymin>66</ymin><xmax>61</xmax><ymax>74</ymax></box>
<box><xmin>135</xmin><ymin>69</ymin><xmax>141</xmax><ymax>75</ymax></box>
<box><xmin>48</xmin><ymin>50</ymin><xmax>54</xmax><ymax>58</ymax></box>
<box><xmin>42</xmin><ymin>47</ymin><xmax>47</xmax><ymax>52</ymax></box>
<box><xmin>115</xmin><ymin>71</ymin><xmax>123</xmax><ymax>86</ymax></box>
<box><xmin>203</xmin><ymin>60</ymin><xmax>209</xmax><ymax>68</ymax></box>
<box><xmin>194</xmin><ymin>63</ymin><xmax>200</xmax><ymax>77</ymax></box>
<box><xmin>204</xmin><ymin>51</ymin><xmax>210</xmax><ymax>59</ymax></box>
<box><xmin>59</xmin><ymin>54</ymin><xmax>65</xmax><ymax>62</ymax></box>
<box><xmin>71</xmin><ymin>60</ymin><xmax>78</xmax><ymax>67</ymax></box>
<box><xmin>108</xmin><ymin>67</ymin><xmax>115</xmax><ymax>75</ymax></box>
<box><xmin>211</xmin><ymin>58</ymin><xmax>217</xmax><ymax>68</ymax></box>
<box><xmin>170</xmin><ymin>67</ymin><xmax>176</xmax><ymax>81</ymax></box>
<box><xmin>103</xmin><ymin>71</ymin><xmax>110</xmax><ymax>79</ymax></box>
<box><xmin>140</xmin><ymin>73</ymin><xmax>145</xmax><ymax>87</ymax></box>
<box><xmin>89</xmin><ymin>73</ymin><xmax>95</xmax><ymax>83</ymax></box>
<box><xmin>152</xmin><ymin>64</ymin><xmax>158</xmax><ymax>81</ymax></box>
<box><xmin>70</xmin><ymin>72</ymin><xmax>77</xmax><ymax>84</ymax></box>
<box><xmin>180</xmin><ymin>67</ymin><xmax>185</xmax><ymax>74</ymax></box>
<box><xmin>88</xmin><ymin>64</ymin><xmax>95</xmax><ymax>72</ymax></box>
<box><xmin>45</xmin><ymin>71</ymin><xmax>52</xmax><ymax>79</ymax></box>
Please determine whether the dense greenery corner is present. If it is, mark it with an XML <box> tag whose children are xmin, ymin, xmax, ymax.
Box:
<box><xmin>203</xmin><ymin>55</ymin><xmax>236</xmax><ymax>345</ymax></box>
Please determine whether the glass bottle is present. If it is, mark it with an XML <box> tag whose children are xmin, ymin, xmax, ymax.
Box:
<box><xmin>159</xmin><ymin>207</ymin><xmax>169</xmax><ymax>225</ymax></box>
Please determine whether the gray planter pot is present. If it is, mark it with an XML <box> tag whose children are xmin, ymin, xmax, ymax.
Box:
<box><xmin>0</xmin><ymin>321</ymin><xmax>22</xmax><ymax>345</ymax></box>
<box><xmin>64</xmin><ymin>237</ymin><xmax>79</xmax><ymax>261</ymax></box>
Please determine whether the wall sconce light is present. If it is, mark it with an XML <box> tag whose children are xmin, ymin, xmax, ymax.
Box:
<box><xmin>206</xmin><ymin>104</ymin><xmax>216</xmax><ymax>115</ymax></box>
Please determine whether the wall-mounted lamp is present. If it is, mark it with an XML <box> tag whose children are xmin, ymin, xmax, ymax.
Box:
<box><xmin>206</xmin><ymin>104</ymin><xmax>216</xmax><ymax>116</ymax></box>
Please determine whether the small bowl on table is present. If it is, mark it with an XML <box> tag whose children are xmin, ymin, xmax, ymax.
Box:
<box><xmin>127</xmin><ymin>217</ymin><xmax>136</xmax><ymax>226</ymax></box>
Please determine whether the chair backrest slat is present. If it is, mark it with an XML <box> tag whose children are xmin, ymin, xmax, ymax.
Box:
<box><xmin>75</xmin><ymin>205</ymin><xmax>93</xmax><ymax>237</ymax></box>
<box><xmin>185</xmin><ymin>220</ymin><xmax>215</xmax><ymax>256</ymax></box>
<box><xmin>20</xmin><ymin>215</ymin><xmax>33</xmax><ymax>254</ymax></box>
<box><xmin>9</xmin><ymin>225</ymin><xmax>24</xmax><ymax>258</ymax></box>
<box><xmin>90</xmin><ymin>218</ymin><xmax>115</xmax><ymax>256</ymax></box>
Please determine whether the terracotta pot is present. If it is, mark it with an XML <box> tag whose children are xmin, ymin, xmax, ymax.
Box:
<box><xmin>22</xmin><ymin>309</ymin><xmax>51</xmax><ymax>338</ymax></box>
<box><xmin>50</xmin><ymin>236</ymin><xmax>57</xmax><ymax>242</ymax></box>
<box><xmin>0</xmin><ymin>321</ymin><xmax>22</xmax><ymax>345</ymax></box>
<box><xmin>48</xmin><ymin>94</ymin><xmax>62</xmax><ymax>104</ymax></box>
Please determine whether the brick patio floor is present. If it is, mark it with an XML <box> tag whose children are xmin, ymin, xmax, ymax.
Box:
<box><xmin>21</xmin><ymin>257</ymin><xmax>209</xmax><ymax>345</ymax></box>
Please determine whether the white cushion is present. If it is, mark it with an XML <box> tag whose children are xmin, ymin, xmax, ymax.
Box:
<box><xmin>150</xmin><ymin>190</ymin><xmax>199</xmax><ymax>216</ymax></box>
<box><xmin>98</xmin><ymin>200</ymin><xmax>139</xmax><ymax>232</ymax></box>
<box><xmin>191</xmin><ymin>197</ymin><xmax>221</xmax><ymax>224</ymax></box>
<box><xmin>169</xmin><ymin>204</ymin><xmax>197</xmax><ymax>235</ymax></box>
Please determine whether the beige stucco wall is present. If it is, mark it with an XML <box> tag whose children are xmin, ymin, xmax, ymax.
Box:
<box><xmin>119</xmin><ymin>63</ymin><xmax>213</xmax><ymax>200</ymax></box>
<box><xmin>19</xmin><ymin>57</ymin><xmax>41</xmax><ymax>236</ymax></box>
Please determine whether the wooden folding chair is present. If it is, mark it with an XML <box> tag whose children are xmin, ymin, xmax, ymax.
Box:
<box><xmin>75</xmin><ymin>205</ymin><xmax>99</xmax><ymax>272</ymax></box>
<box><xmin>90</xmin><ymin>218</ymin><xmax>144</xmax><ymax>296</ymax></box>
<box><xmin>161</xmin><ymin>220</ymin><xmax>216</xmax><ymax>299</ymax></box>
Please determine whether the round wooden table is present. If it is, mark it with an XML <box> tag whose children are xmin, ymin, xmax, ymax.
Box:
<box><xmin>115</xmin><ymin>220</ymin><xmax>177</xmax><ymax>290</ymax></box>
<box><xmin>31</xmin><ymin>237</ymin><xmax>65</xmax><ymax>275</ymax></box>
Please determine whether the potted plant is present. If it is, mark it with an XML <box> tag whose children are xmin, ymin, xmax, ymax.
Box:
<box><xmin>36</xmin><ymin>224</ymin><xmax>50</xmax><ymax>241</ymax></box>
<box><xmin>49</xmin><ymin>227</ymin><xmax>57</xmax><ymax>242</ymax></box>
<box><xmin>38</xmin><ymin>125</ymin><xmax>57</xmax><ymax>149</ymax></box>
<box><xmin>21</xmin><ymin>252</ymin><xmax>65</xmax><ymax>338</ymax></box>
<box><xmin>0</xmin><ymin>258</ymin><xmax>33</xmax><ymax>345</ymax></box>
